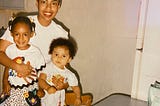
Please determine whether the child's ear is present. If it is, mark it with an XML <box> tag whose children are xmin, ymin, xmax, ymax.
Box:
<box><xmin>68</xmin><ymin>57</ymin><xmax>72</xmax><ymax>63</ymax></box>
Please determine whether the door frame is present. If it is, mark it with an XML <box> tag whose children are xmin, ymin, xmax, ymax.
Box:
<box><xmin>131</xmin><ymin>0</ymin><xmax>149</xmax><ymax>99</ymax></box>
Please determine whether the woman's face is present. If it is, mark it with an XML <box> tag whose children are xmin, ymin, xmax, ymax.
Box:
<box><xmin>36</xmin><ymin>0</ymin><xmax>60</xmax><ymax>26</ymax></box>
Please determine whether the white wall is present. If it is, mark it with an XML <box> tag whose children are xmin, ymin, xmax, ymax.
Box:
<box><xmin>57</xmin><ymin>0</ymin><xmax>140</xmax><ymax>103</ymax></box>
<box><xmin>0</xmin><ymin>0</ymin><xmax>140</xmax><ymax>104</ymax></box>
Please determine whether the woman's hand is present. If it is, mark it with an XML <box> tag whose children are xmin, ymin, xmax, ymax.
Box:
<box><xmin>16</xmin><ymin>61</ymin><xmax>37</xmax><ymax>84</ymax></box>
<box><xmin>15</xmin><ymin>61</ymin><xmax>33</xmax><ymax>77</ymax></box>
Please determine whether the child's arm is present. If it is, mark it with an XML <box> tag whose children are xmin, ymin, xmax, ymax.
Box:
<box><xmin>71</xmin><ymin>86</ymin><xmax>81</xmax><ymax>106</ymax></box>
<box><xmin>37</xmin><ymin>87</ymin><xmax>45</xmax><ymax>98</ymax></box>
<box><xmin>3</xmin><ymin>67</ymin><xmax>11</xmax><ymax>95</ymax></box>
<box><xmin>38</xmin><ymin>73</ymin><xmax>57</xmax><ymax>94</ymax></box>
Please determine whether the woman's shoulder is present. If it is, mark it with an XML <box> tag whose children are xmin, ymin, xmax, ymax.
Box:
<box><xmin>50</xmin><ymin>21</ymin><xmax>69</xmax><ymax>38</ymax></box>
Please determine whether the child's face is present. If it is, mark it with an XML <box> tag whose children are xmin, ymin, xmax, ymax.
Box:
<box><xmin>11</xmin><ymin>23</ymin><xmax>33</xmax><ymax>50</ymax></box>
<box><xmin>36</xmin><ymin>0</ymin><xmax>60</xmax><ymax>25</ymax></box>
<box><xmin>51</xmin><ymin>46</ymin><xmax>71</xmax><ymax>69</ymax></box>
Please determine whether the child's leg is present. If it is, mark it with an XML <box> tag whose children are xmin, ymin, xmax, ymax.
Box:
<box><xmin>2</xmin><ymin>67</ymin><xmax>10</xmax><ymax>94</ymax></box>
<box><xmin>0</xmin><ymin>67</ymin><xmax>10</xmax><ymax>104</ymax></box>
<box><xmin>37</xmin><ymin>87</ymin><xmax>45</xmax><ymax>98</ymax></box>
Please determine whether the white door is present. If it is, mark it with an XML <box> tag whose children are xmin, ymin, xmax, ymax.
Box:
<box><xmin>132</xmin><ymin>0</ymin><xmax>160</xmax><ymax>101</ymax></box>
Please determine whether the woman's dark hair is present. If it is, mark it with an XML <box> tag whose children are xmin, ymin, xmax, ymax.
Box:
<box><xmin>58</xmin><ymin>0</ymin><xmax>62</xmax><ymax>6</ymax></box>
<box><xmin>49</xmin><ymin>38</ymin><xmax>77</xmax><ymax>59</ymax></box>
<box><xmin>8</xmin><ymin>16</ymin><xmax>35</xmax><ymax>32</ymax></box>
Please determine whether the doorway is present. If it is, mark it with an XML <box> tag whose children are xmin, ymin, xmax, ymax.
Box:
<box><xmin>132</xmin><ymin>0</ymin><xmax>160</xmax><ymax>101</ymax></box>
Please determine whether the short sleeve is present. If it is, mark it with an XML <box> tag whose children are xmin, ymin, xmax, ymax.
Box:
<box><xmin>0</xmin><ymin>27</ymin><xmax>14</xmax><ymax>43</ymax></box>
<box><xmin>34</xmin><ymin>48</ymin><xmax>46</xmax><ymax>72</ymax></box>
<box><xmin>67</xmin><ymin>71</ymin><xmax>78</xmax><ymax>86</ymax></box>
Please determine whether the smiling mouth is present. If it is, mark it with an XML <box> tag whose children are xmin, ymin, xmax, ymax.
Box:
<box><xmin>44</xmin><ymin>12</ymin><xmax>52</xmax><ymax>17</ymax></box>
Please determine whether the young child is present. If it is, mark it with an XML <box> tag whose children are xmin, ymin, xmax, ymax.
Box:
<box><xmin>0</xmin><ymin>16</ymin><xmax>46</xmax><ymax>106</ymax></box>
<box><xmin>39</xmin><ymin>38</ymin><xmax>81</xmax><ymax>106</ymax></box>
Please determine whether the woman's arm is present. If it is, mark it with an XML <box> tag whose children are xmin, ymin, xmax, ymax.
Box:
<box><xmin>0</xmin><ymin>39</ymin><xmax>32</xmax><ymax>77</ymax></box>
<box><xmin>0</xmin><ymin>39</ymin><xmax>15</xmax><ymax>68</ymax></box>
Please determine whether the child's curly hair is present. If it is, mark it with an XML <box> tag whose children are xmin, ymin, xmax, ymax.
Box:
<box><xmin>49</xmin><ymin>38</ymin><xmax>77</xmax><ymax>59</ymax></box>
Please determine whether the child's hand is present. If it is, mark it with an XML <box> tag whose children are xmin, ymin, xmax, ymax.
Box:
<box><xmin>52</xmin><ymin>76</ymin><xmax>58</xmax><ymax>86</ymax></box>
<box><xmin>2</xmin><ymin>80</ymin><xmax>11</xmax><ymax>95</ymax></box>
<box><xmin>37</xmin><ymin>88</ymin><xmax>45</xmax><ymax>98</ymax></box>
<box><xmin>52</xmin><ymin>76</ymin><xmax>66</xmax><ymax>90</ymax></box>
<box><xmin>74</xmin><ymin>98</ymin><xmax>81</xmax><ymax>106</ymax></box>
<box><xmin>47</xmin><ymin>86</ymin><xmax>56</xmax><ymax>94</ymax></box>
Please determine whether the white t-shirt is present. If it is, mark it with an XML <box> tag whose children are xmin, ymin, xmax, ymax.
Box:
<box><xmin>6</xmin><ymin>44</ymin><xmax>45</xmax><ymax>89</ymax></box>
<box><xmin>41</xmin><ymin>61</ymin><xmax>78</xmax><ymax>106</ymax></box>
<box><xmin>1</xmin><ymin>15</ymin><xmax>68</xmax><ymax>63</ymax></box>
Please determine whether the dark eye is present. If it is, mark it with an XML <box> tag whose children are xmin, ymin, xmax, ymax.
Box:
<box><xmin>63</xmin><ymin>55</ymin><xmax>66</xmax><ymax>58</ymax></box>
<box><xmin>23</xmin><ymin>33</ymin><xmax>27</xmax><ymax>36</ymax></box>
<box><xmin>52</xmin><ymin>3</ymin><xmax>57</xmax><ymax>5</ymax></box>
<box><xmin>14</xmin><ymin>33</ymin><xmax>19</xmax><ymax>36</ymax></box>
<box><xmin>51</xmin><ymin>1</ymin><xmax>58</xmax><ymax>6</ymax></box>
<box><xmin>40</xmin><ymin>0</ymin><xmax>47</xmax><ymax>4</ymax></box>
